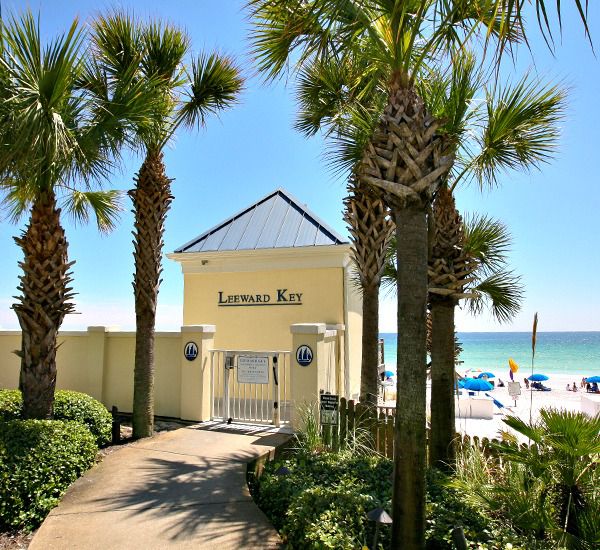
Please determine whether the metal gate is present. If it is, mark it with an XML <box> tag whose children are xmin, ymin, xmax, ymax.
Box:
<box><xmin>209</xmin><ymin>349</ymin><xmax>291</xmax><ymax>427</ymax></box>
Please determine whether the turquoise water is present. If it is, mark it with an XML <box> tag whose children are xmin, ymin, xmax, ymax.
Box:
<box><xmin>380</xmin><ymin>332</ymin><xmax>600</xmax><ymax>376</ymax></box>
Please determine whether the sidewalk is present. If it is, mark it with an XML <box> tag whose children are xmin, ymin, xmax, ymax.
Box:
<box><xmin>30</xmin><ymin>423</ymin><xmax>291</xmax><ymax>549</ymax></box>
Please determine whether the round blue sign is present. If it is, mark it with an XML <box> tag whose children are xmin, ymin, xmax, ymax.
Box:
<box><xmin>296</xmin><ymin>345</ymin><xmax>313</xmax><ymax>367</ymax></box>
<box><xmin>184</xmin><ymin>341</ymin><xmax>198</xmax><ymax>361</ymax></box>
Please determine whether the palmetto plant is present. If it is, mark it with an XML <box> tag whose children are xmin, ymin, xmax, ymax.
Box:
<box><xmin>497</xmin><ymin>409</ymin><xmax>600</xmax><ymax>548</ymax></box>
<box><xmin>92</xmin><ymin>14</ymin><xmax>243</xmax><ymax>438</ymax></box>
<box><xmin>0</xmin><ymin>12</ymin><xmax>152</xmax><ymax>419</ymax></box>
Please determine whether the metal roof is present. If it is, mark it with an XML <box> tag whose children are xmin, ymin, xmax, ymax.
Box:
<box><xmin>174</xmin><ymin>188</ymin><xmax>348</xmax><ymax>253</ymax></box>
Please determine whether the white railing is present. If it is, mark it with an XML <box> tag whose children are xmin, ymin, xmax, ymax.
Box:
<box><xmin>209</xmin><ymin>349</ymin><xmax>291</xmax><ymax>427</ymax></box>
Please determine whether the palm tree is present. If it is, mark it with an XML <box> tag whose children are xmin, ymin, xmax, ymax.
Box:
<box><xmin>293</xmin><ymin>53</ymin><xmax>394</xmax><ymax>406</ymax></box>
<box><xmin>247</xmin><ymin>2</ymin><xmax>585</xmax><ymax>545</ymax></box>
<box><xmin>92</xmin><ymin>14</ymin><xmax>243</xmax><ymax>438</ymax></box>
<box><xmin>0</xmin><ymin>12</ymin><xmax>150</xmax><ymax>419</ymax></box>
<box><xmin>345</xmin><ymin>180</ymin><xmax>394</xmax><ymax>405</ymax></box>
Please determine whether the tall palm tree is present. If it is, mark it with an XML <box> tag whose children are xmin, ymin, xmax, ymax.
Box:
<box><xmin>250</xmin><ymin>4</ymin><xmax>520</xmax><ymax>548</ymax></box>
<box><xmin>345</xmin><ymin>180</ymin><xmax>394</xmax><ymax>405</ymax></box>
<box><xmin>92</xmin><ymin>14</ymin><xmax>243</xmax><ymax>438</ymax></box>
<box><xmin>293</xmin><ymin>52</ymin><xmax>394</xmax><ymax>405</ymax></box>
<box><xmin>0</xmin><ymin>12</ymin><xmax>151</xmax><ymax>419</ymax></box>
<box><xmin>247</xmin><ymin>2</ymin><xmax>584</xmax><ymax>545</ymax></box>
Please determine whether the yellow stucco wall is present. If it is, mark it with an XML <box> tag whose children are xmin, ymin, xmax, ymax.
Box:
<box><xmin>0</xmin><ymin>329</ymin><xmax>188</xmax><ymax>418</ymax></box>
<box><xmin>183</xmin><ymin>267</ymin><xmax>345</xmax><ymax>352</ymax></box>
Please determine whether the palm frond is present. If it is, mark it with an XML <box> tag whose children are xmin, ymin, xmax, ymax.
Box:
<box><xmin>178</xmin><ymin>53</ymin><xmax>243</xmax><ymax>131</ymax></box>
<box><xmin>462</xmin><ymin>214</ymin><xmax>512</xmax><ymax>273</ymax></box>
<box><xmin>468</xmin><ymin>270</ymin><xmax>524</xmax><ymax>323</ymax></box>
<box><xmin>61</xmin><ymin>189</ymin><xmax>123</xmax><ymax>233</ymax></box>
<box><xmin>469</xmin><ymin>76</ymin><xmax>566</xmax><ymax>188</ymax></box>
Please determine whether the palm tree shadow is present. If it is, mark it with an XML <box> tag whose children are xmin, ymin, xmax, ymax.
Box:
<box><xmin>91</xmin><ymin>452</ymin><xmax>278</xmax><ymax>544</ymax></box>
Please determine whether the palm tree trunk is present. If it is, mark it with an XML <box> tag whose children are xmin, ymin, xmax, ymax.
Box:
<box><xmin>131</xmin><ymin>149</ymin><xmax>173</xmax><ymax>439</ymax></box>
<box><xmin>13</xmin><ymin>190</ymin><xmax>74</xmax><ymax>419</ymax></box>
<box><xmin>429</xmin><ymin>298</ymin><xmax>456</xmax><ymax>471</ymax></box>
<box><xmin>391</xmin><ymin>205</ymin><xmax>428</xmax><ymax>550</ymax></box>
<box><xmin>361</xmin><ymin>283</ymin><xmax>380</xmax><ymax>405</ymax></box>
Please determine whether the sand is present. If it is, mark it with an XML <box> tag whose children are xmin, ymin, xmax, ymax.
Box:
<box><xmin>382</xmin><ymin>370</ymin><xmax>600</xmax><ymax>443</ymax></box>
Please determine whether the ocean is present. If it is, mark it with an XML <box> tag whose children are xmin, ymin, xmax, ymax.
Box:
<box><xmin>380</xmin><ymin>332</ymin><xmax>600</xmax><ymax>377</ymax></box>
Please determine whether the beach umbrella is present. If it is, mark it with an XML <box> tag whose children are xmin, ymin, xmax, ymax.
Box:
<box><xmin>455</xmin><ymin>379</ymin><xmax>466</xmax><ymax>390</ymax></box>
<box><xmin>384</xmin><ymin>370</ymin><xmax>395</xmax><ymax>378</ymax></box>
<box><xmin>585</xmin><ymin>376</ymin><xmax>600</xmax><ymax>383</ymax></box>
<box><xmin>463</xmin><ymin>378</ymin><xmax>493</xmax><ymax>392</ymax></box>
<box><xmin>477</xmin><ymin>372</ymin><xmax>495</xmax><ymax>379</ymax></box>
<box><xmin>528</xmin><ymin>373</ymin><xmax>549</xmax><ymax>382</ymax></box>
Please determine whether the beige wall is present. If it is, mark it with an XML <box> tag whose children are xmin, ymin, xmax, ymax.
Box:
<box><xmin>0</xmin><ymin>327</ymin><xmax>212</xmax><ymax>420</ymax></box>
<box><xmin>183</xmin><ymin>267</ymin><xmax>344</xmax><ymax>352</ymax></box>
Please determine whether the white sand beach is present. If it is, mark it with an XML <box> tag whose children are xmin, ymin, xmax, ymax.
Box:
<box><xmin>383</xmin><ymin>370</ymin><xmax>600</xmax><ymax>443</ymax></box>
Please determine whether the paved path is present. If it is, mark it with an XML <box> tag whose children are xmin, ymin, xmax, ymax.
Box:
<box><xmin>30</xmin><ymin>423</ymin><xmax>291</xmax><ymax>549</ymax></box>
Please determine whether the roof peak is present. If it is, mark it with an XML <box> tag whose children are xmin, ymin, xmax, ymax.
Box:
<box><xmin>174</xmin><ymin>187</ymin><xmax>348</xmax><ymax>253</ymax></box>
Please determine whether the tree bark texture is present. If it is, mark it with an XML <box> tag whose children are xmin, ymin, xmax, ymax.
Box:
<box><xmin>429</xmin><ymin>298</ymin><xmax>457</xmax><ymax>471</ymax></box>
<box><xmin>360</xmin><ymin>283</ymin><xmax>380</xmax><ymax>405</ymax></box>
<box><xmin>391</xmin><ymin>206</ymin><xmax>428</xmax><ymax>550</ymax></box>
<box><xmin>344</xmin><ymin>180</ymin><xmax>393</xmax><ymax>406</ymax></box>
<box><xmin>358</xmin><ymin>83</ymin><xmax>453</xmax><ymax>550</ymax></box>
<box><xmin>13</xmin><ymin>190</ymin><xmax>75</xmax><ymax>419</ymax></box>
<box><xmin>131</xmin><ymin>149</ymin><xmax>173</xmax><ymax>439</ymax></box>
<box><xmin>428</xmin><ymin>185</ymin><xmax>474</xmax><ymax>470</ymax></box>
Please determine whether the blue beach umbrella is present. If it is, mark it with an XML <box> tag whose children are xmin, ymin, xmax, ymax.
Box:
<box><xmin>528</xmin><ymin>373</ymin><xmax>549</xmax><ymax>382</ymax></box>
<box><xmin>455</xmin><ymin>379</ymin><xmax>466</xmax><ymax>389</ymax></box>
<box><xmin>477</xmin><ymin>372</ymin><xmax>495</xmax><ymax>379</ymax></box>
<box><xmin>585</xmin><ymin>376</ymin><xmax>600</xmax><ymax>383</ymax></box>
<box><xmin>463</xmin><ymin>378</ymin><xmax>493</xmax><ymax>392</ymax></box>
<box><xmin>384</xmin><ymin>370</ymin><xmax>395</xmax><ymax>378</ymax></box>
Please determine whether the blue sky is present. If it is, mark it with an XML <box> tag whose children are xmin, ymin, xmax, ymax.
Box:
<box><xmin>0</xmin><ymin>1</ymin><xmax>598</xmax><ymax>333</ymax></box>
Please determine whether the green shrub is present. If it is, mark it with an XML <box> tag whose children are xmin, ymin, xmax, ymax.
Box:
<box><xmin>53</xmin><ymin>391</ymin><xmax>112</xmax><ymax>446</ymax></box>
<box><xmin>0</xmin><ymin>389</ymin><xmax>22</xmax><ymax>421</ymax></box>
<box><xmin>0</xmin><ymin>419</ymin><xmax>97</xmax><ymax>530</ymax></box>
<box><xmin>256</xmin><ymin>453</ymin><xmax>532</xmax><ymax>550</ymax></box>
<box><xmin>0</xmin><ymin>389</ymin><xmax>112</xmax><ymax>446</ymax></box>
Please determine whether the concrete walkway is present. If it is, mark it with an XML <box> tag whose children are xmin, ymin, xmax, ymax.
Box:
<box><xmin>30</xmin><ymin>423</ymin><xmax>291</xmax><ymax>549</ymax></box>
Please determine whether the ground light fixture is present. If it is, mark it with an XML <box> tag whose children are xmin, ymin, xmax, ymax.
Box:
<box><xmin>366</xmin><ymin>507</ymin><xmax>392</xmax><ymax>549</ymax></box>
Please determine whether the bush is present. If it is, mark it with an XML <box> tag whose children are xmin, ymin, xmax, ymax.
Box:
<box><xmin>0</xmin><ymin>419</ymin><xmax>97</xmax><ymax>530</ymax></box>
<box><xmin>255</xmin><ymin>452</ymin><xmax>532</xmax><ymax>549</ymax></box>
<box><xmin>0</xmin><ymin>389</ymin><xmax>112</xmax><ymax>446</ymax></box>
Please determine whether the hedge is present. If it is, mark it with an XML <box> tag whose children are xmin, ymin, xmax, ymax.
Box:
<box><xmin>0</xmin><ymin>419</ymin><xmax>97</xmax><ymax>530</ymax></box>
<box><xmin>0</xmin><ymin>389</ymin><xmax>112</xmax><ymax>446</ymax></box>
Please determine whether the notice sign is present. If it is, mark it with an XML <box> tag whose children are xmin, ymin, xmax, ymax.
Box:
<box><xmin>320</xmin><ymin>393</ymin><xmax>339</xmax><ymax>425</ymax></box>
<box><xmin>508</xmin><ymin>382</ymin><xmax>522</xmax><ymax>398</ymax></box>
<box><xmin>237</xmin><ymin>356</ymin><xmax>269</xmax><ymax>385</ymax></box>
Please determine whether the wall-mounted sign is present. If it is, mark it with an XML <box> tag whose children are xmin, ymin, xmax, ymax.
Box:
<box><xmin>238</xmin><ymin>356</ymin><xmax>269</xmax><ymax>384</ymax></box>
<box><xmin>320</xmin><ymin>393</ymin><xmax>339</xmax><ymax>425</ymax></box>
<box><xmin>296</xmin><ymin>345</ymin><xmax>313</xmax><ymax>367</ymax></box>
<box><xmin>184</xmin><ymin>342</ymin><xmax>198</xmax><ymax>361</ymax></box>
<box><xmin>218</xmin><ymin>288</ymin><xmax>303</xmax><ymax>307</ymax></box>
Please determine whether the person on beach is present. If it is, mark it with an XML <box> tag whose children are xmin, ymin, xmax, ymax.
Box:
<box><xmin>581</xmin><ymin>377</ymin><xmax>587</xmax><ymax>388</ymax></box>
<box><xmin>567</xmin><ymin>383</ymin><xmax>571</xmax><ymax>391</ymax></box>
<box><xmin>497</xmin><ymin>378</ymin><xmax>505</xmax><ymax>387</ymax></box>
<box><xmin>524</xmin><ymin>378</ymin><xmax>530</xmax><ymax>389</ymax></box>
<box><xmin>572</xmin><ymin>383</ymin><xmax>578</xmax><ymax>392</ymax></box>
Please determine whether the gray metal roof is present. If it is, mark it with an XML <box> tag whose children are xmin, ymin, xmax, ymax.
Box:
<box><xmin>174</xmin><ymin>188</ymin><xmax>348</xmax><ymax>253</ymax></box>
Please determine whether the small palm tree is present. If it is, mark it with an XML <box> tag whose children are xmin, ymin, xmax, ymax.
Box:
<box><xmin>92</xmin><ymin>14</ymin><xmax>243</xmax><ymax>438</ymax></box>
<box><xmin>0</xmin><ymin>12</ymin><xmax>150</xmax><ymax>418</ymax></box>
<box><xmin>498</xmin><ymin>409</ymin><xmax>600</xmax><ymax>548</ymax></box>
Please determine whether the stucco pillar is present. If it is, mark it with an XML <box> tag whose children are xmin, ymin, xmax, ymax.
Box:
<box><xmin>86</xmin><ymin>326</ymin><xmax>107</xmax><ymax>402</ymax></box>
<box><xmin>179</xmin><ymin>324</ymin><xmax>215</xmax><ymax>421</ymax></box>
<box><xmin>290</xmin><ymin>323</ymin><xmax>331</xmax><ymax>429</ymax></box>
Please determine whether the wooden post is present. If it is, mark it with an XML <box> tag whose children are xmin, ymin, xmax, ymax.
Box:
<box><xmin>339</xmin><ymin>397</ymin><xmax>347</xmax><ymax>450</ymax></box>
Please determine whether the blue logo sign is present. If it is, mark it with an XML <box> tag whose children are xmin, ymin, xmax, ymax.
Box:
<box><xmin>296</xmin><ymin>345</ymin><xmax>313</xmax><ymax>367</ymax></box>
<box><xmin>184</xmin><ymin>342</ymin><xmax>198</xmax><ymax>361</ymax></box>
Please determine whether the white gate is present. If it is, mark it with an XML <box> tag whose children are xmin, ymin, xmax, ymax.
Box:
<box><xmin>209</xmin><ymin>350</ymin><xmax>291</xmax><ymax>426</ymax></box>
